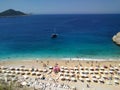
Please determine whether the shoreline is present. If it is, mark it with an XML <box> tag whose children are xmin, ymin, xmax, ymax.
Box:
<box><xmin>0</xmin><ymin>57</ymin><xmax>120</xmax><ymax>62</ymax></box>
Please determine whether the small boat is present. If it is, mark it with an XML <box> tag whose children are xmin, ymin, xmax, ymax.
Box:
<box><xmin>51</xmin><ymin>28</ymin><xmax>58</xmax><ymax>38</ymax></box>
<box><xmin>51</xmin><ymin>33</ymin><xmax>58</xmax><ymax>38</ymax></box>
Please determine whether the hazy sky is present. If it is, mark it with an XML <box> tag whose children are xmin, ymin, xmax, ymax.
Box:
<box><xmin>0</xmin><ymin>0</ymin><xmax>120</xmax><ymax>14</ymax></box>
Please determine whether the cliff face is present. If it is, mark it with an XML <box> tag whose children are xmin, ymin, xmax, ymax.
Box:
<box><xmin>112</xmin><ymin>32</ymin><xmax>120</xmax><ymax>45</ymax></box>
<box><xmin>0</xmin><ymin>9</ymin><xmax>27</xmax><ymax>17</ymax></box>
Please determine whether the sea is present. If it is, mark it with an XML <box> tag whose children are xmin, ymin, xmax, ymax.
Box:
<box><xmin>0</xmin><ymin>14</ymin><xmax>120</xmax><ymax>60</ymax></box>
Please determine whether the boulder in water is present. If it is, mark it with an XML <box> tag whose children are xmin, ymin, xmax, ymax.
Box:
<box><xmin>112</xmin><ymin>32</ymin><xmax>120</xmax><ymax>45</ymax></box>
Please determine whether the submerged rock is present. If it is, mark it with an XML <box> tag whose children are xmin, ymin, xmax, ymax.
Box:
<box><xmin>112</xmin><ymin>32</ymin><xmax>120</xmax><ymax>45</ymax></box>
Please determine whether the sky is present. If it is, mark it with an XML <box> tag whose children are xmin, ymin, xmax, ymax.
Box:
<box><xmin>0</xmin><ymin>0</ymin><xmax>120</xmax><ymax>14</ymax></box>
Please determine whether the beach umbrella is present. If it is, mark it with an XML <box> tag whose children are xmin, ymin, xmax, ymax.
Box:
<box><xmin>99</xmin><ymin>78</ymin><xmax>104</xmax><ymax>83</ymax></box>
<box><xmin>64</xmin><ymin>70</ymin><xmax>69</xmax><ymax>73</ymax></box>
<box><xmin>53</xmin><ymin>65</ymin><xmax>60</xmax><ymax>73</ymax></box>
<box><xmin>84</xmin><ymin>70</ymin><xmax>89</xmax><ymax>74</ymax></box>
<box><xmin>114</xmin><ymin>80</ymin><xmax>119</xmax><ymax>84</ymax></box>
<box><xmin>89</xmin><ymin>67</ymin><xmax>94</xmax><ymax>71</ymax></box>
<box><xmin>43</xmin><ymin>69</ymin><xmax>47</xmax><ymax>72</ymax></box>
<box><xmin>21</xmin><ymin>71</ymin><xmax>25</xmax><ymax>75</ymax></box>
<box><xmin>6</xmin><ymin>70</ymin><xmax>11</xmax><ymax>73</ymax></box>
<box><xmin>15</xmin><ymin>68</ymin><xmax>20</xmax><ymax>71</ymax></box>
<box><xmin>100</xmin><ymin>70</ymin><xmax>104</xmax><ymax>74</ymax></box>
<box><xmin>11</xmin><ymin>71</ymin><xmax>15</xmax><ymax>74</ymax></box>
<box><xmin>21</xmin><ymin>81</ymin><xmax>27</xmax><ymax>86</ymax></box>
<box><xmin>72</xmin><ymin>86</ymin><xmax>76</xmax><ymax>90</ymax></box>
<box><xmin>60</xmin><ymin>76</ymin><xmax>65</xmax><ymax>81</ymax></box>
<box><xmin>60</xmin><ymin>69</ymin><xmax>64</xmax><ymax>72</ymax></box>
<box><xmin>49</xmin><ymin>66</ymin><xmax>53</xmax><ymax>69</ymax></box>
<box><xmin>79</xmin><ymin>77</ymin><xmax>84</xmax><ymax>82</ymax></box>
<box><xmin>31</xmin><ymin>72</ymin><xmax>36</xmax><ymax>75</ymax></box>
<box><xmin>92</xmin><ymin>74</ymin><xmax>96</xmax><ymax>78</ymax></box>
<box><xmin>92</xmin><ymin>78</ymin><xmax>98</xmax><ymax>82</ymax></box>
<box><xmin>75</xmin><ymin>71</ymin><xmax>79</xmax><ymax>74</ymax></box>
<box><xmin>117</xmin><ymin>71</ymin><xmax>120</xmax><ymax>75</ymax></box>
<box><xmin>64</xmin><ymin>67</ymin><xmax>68</xmax><ymax>70</ymax></box>
<box><xmin>60</xmin><ymin>66</ymin><xmax>64</xmax><ymax>69</ymax></box>
<box><xmin>94</xmin><ymin>71</ymin><xmax>99</xmax><ymax>74</ymax></box>
<box><xmin>10</xmin><ymin>67</ymin><xmax>15</xmax><ymax>70</ymax></box>
<box><xmin>23</xmin><ymin>75</ymin><xmax>29</xmax><ymax>79</ymax></box>
<box><xmin>39</xmin><ymin>69</ymin><xmax>43</xmax><ymax>72</ymax></box>
<box><xmin>96</xmin><ymin>75</ymin><xmax>100</xmax><ymax>79</ymax></box>
<box><xmin>15</xmin><ymin>71</ymin><xmax>20</xmax><ymax>74</ymax></box>
<box><xmin>24</xmin><ymin>68</ymin><xmax>29</xmax><ymax>71</ymax></box>
<box><xmin>2</xmin><ymin>70</ymin><xmax>6</xmax><ymax>73</ymax></box>
<box><xmin>114</xmin><ymin>75</ymin><xmax>119</xmax><ymax>80</ymax></box>
<box><xmin>69</xmin><ymin>73</ymin><xmax>74</xmax><ymax>77</ymax></box>
<box><xmin>74</xmin><ymin>67</ymin><xmax>79</xmax><ymax>71</ymax></box>
<box><xmin>110</xmin><ymin>67</ymin><xmax>114</xmax><ymax>71</ymax></box>
<box><xmin>104</xmin><ymin>71</ymin><xmax>109</xmax><ymax>74</ymax></box>
<box><xmin>109</xmin><ymin>71</ymin><xmax>114</xmax><ymax>74</ymax></box>
<box><xmin>114</xmin><ymin>67</ymin><xmax>119</xmax><ymax>71</ymax></box>
<box><xmin>86</xmin><ymin>78</ymin><xmax>91</xmax><ymax>82</ymax></box>
<box><xmin>80</xmin><ymin>67</ymin><xmax>84</xmax><ymax>70</ymax></box>
<box><xmin>59</xmin><ymin>72</ymin><xmax>64</xmax><ymax>76</ymax></box>
<box><xmin>36</xmin><ymin>72</ymin><xmax>41</xmax><ymax>76</ymax></box>
<box><xmin>34</xmin><ymin>68</ymin><xmax>38</xmax><ymax>72</ymax></box>
<box><xmin>84</xmin><ymin>67</ymin><xmax>88</xmax><ymax>70</ymax></box>
<box><xmin>64</xmin><ymin>72</ymin><xmax>69</xmax><ymax>76</ymax></box>
<box><xmin>71</xmin><ymin>77</ymin><xmax>76</xmax><ymax>82</ymax></box>
<box><xmin>1</xmin><ymin>66</ymin><xmax>7</xmax><ymax>70</ymax></box>
<box><xmin>65</xmin><ymin>76</ymin><xmax>70</xmax><ymax>81</ymax></box>
<box><xmin>95</xmin><ymin>67</ymin><xmax>99</xmax><ymax>70</ymax></box>
<box><xmin>25</xmin><ymin>71</ymin><xmax>30</xmax><ymax>75</ymax></box>
<box><xmin>89</xmin><ymin>71</ymin><xmax>94</xmax><ymax>74</ymax></box>
<box><xmin>70</xmin><ymin>70</ymin><xmax>75</xmax><ymax>73</ymax></box>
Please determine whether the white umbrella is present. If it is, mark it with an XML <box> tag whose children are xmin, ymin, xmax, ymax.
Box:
<box><xmin>64</xmin><ymin>72</ymin><xmax>69</xmax><ymax>76</ymax></box>
<box><xmin>104</xmin><ymin>71</ymin><xmax>109</xmax><ymax>74</ymax></box>
<box><xmin>60</xmin><ymin>66</ymin><xmax>64</xmax><ymax>69</ymax></box>
<box><xmin>60</xmin><ymin>76</ymin><xmax>65</xmax><ymax>80</ymax></box>
<box><xmin>79</xmin><ymin>77</ymin><xmax>84</xmax><ymax>81</ymax></box>
<box><xmin>89</xmin><ymin>67</ymin><xmax>94</xmax><ymax>71</ymax></box>
<box><xmin>36</xmin><ymin>72</ymin><xmax>41</xmax><ymax>76</ymax></box>
<box><xmin>31</xmin><ymin>72</ymin><xmax>36</xmax><ymax>75</ymax></box>
<box><xmin>80</xmin><ymin>67</ymin><xmax>84</xmax><ymax>70</ymax></box>
<box><xmin>94</xmin><ymin>71</ymin><xmax>99</xmax><ymax>74</ymax></box>
<box><xmin>84</xmin><ymin>67</ymin><xmax>88</xmax><ymax>70</ymax></box>
<box><xmin>69</xmin><ymin>73</ymin><xmax>74</xmax><ymax>76</ymax></box>
<box><xmin>71</xmin><ymin>77</ymin><xmax>76</xmax><ymax>82</ymax></box>
<box><xmin>100</xmin><ymin>67</ymin><xmax>104</xmax><ymax>70</ymax></box>
<box><xmin>21</xmin><ymin>81</ymin><xmax>27</xmax><ymax>86</ymax></box>
<box><xmin>114</xmin><ymin>80</ymin><xmax>119</xmax><ymax>84</ymax></box>
<box><xmin>70</xmin><ymin>70</ymin><xmax>74</xmax><ymax>73</ymax></box>
<box><xmin>86</xmin><ymin>78</ymin><xmax>91</xmax><ymax>82</ymax></box>
<box><xmin>64</xmin><ymin>67</ymin><xmax>68</xmax><ymax>70</ymax></box>
<box><xmin>23</xmin><ymin>75</ymin><xmax>29</xmax><ymax>79</ymax></box>
<box><xmin>43</xmin><ymin>69</ymin><xmax>47</xmax><ymax>72</ymax></box>
<box><xmin>114</xmin><ymin>75</ymin><xmax>119</xmax><ymax>79</ymax></box>
<box><xmin>49</xmin><ymin>66</ymin><xmax>53</xmax><ymax>69</ymax></box>
<box><xmin>25</xmin><ymin>71</ymin><xmax>30</xmax><ymax>75</ymax></box>
<box><xmin>65</xmin><ymin>76</ymin><xmax>70</xmax><ymax>80</ymax></box>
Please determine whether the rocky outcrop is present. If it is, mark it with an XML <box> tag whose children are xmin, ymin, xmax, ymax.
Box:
<box><xmin>0</xmin><ymin>9</ymin><xmax>27</xmax><ymax>17</ymax></box>
<box><xmin>112</xmin><ymin>32</ymin><xmax>120</xmax><ymax>45</ymax></box>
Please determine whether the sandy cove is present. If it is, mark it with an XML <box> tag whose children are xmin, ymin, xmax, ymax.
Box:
<box><xmin>0</xmin><ymin>58</ymin><xmax>120</xmax><ymax>90</ymax></box>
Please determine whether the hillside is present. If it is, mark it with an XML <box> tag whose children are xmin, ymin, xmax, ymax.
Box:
<box><xmin>0</xmin><ymin>9</ymin><xmax>27</xmax><ymax>17</ymax></box>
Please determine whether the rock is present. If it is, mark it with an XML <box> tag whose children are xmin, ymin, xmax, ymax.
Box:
<box><xmin>112</xmin><ymin>32</ymin><xmax>120</xmax><ymax>45</ymax></box>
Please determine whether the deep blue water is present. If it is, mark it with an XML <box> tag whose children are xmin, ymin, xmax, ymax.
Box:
<box><xmin>0</xmin><ymin>14</ymin><xmax>120</xmax><ymax>60</ymax></box>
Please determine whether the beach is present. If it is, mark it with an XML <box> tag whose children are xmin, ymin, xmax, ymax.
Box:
<box><xmin>0</xmin><ymin>58</ymin><xmax>120</xmax><ymax>90</ymax></box>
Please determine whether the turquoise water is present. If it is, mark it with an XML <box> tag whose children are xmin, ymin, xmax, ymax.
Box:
<box><xmin>0</xmin><ymin>14</ymin><xmax>120</xmax><ymax>60</ymax></box>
